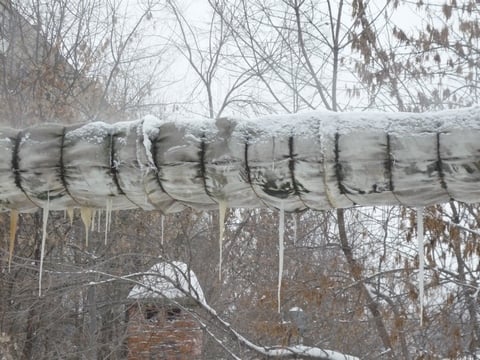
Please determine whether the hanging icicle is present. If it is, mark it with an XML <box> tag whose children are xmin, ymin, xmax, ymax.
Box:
<box><xmin>97</xmin><ymin>209</ymin><xmax>102</xmax><ymax>232</ymax></box>
<box><xmin>67</xmin><ymin>207</ymin><xmax>74</xmax><ymax>225</ymax></box>
<box><xmin>80</xmin><ymin>207</ymin><xmax>93</xmax><ymax>248</ymax></box>
<box><xmin>292</xmin><ymin>213</ymin><xmax>297</xmax><ymax>246</ymax></box>
<box><xmin>90</xmin><ymin>209</ymin><xmax>96</xmax><ymax>231</ymax></box>
<box><xmin>8</xmin><ymin>210</ymin><xmax>18</xmax><ymax>272</ymax></box>
<box><xmin>278</xmin><ymin>203</ymin><xmax>285</xmax><ymax>314</ymax></box>
<box><xmin>39</xmin><ymin>195</ymin><xmax>50</xmax><ymax>297</ymax></box>
<box><xmin>160</xmin><ymin>214</ymin><xmax>165</xmax><ymax>245</ymax></box>
<box><xmin>218</xmin><ymin>200</ymin><xmax>227</xmax><ymax>281</ymax></box>
<box><xmin>105</xmin><ymin>198</ymin><xmax>113</xmax><ymax>245</ymax></box>
<box><xmin>272</xmin><ymin>137</ymin><xmax>276</xmax><ymax>171</ymax></box>
<box><xmin>417</xmin><ymin>207</ymin><xmax>425</xmax><ymax>326</ymax></box>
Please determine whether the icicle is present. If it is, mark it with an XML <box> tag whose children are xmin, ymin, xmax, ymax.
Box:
<box><xmin>105</xmin><ymin>198</ymin><xmax>113</xmax><ymax>245</ymax></box>
<box><xmin>272</xmin><ymin>137</ymin><xmax>276</xmax><ymax>171</ymax></box>
<box><xmin>67</xmin><ymin>207</ymin><xmax>74</xmax><ymax>225</ymax></box>
<box><xmin>90</xmin><ymin>209</ymin><xmax>96</xmax><ymax>231</ymax></box>
<box><xmin>39</xmin><ymin>195</ymin><xmax>50</xmax><ymax>297</ymax></box>
<box><xmin>292</xmin><ymin>214</ymin><xmax>297</xmax><ymax>246</ymax></box>
<box><xmin>80</xmin><ymin>207</ymin><xmax>93</xmax><ymax>248</ymax></box>
<box><xmin>417</xmin><ymin>207</ymin><xmax>424</xmax><ymax>326</ymax></box>
<box><xmin>278</xmin><ymin>203</ymin><xmax>285</xmax><ymax>314</ymax></box>
<box><xmin>8</xmin><ymin>210</ymin><xmax>18</xmax><ymax>272</ymax></box>
<box><xmin>160</xmin><ymin>214</ymin><xmax>165</xmax><ymax>245</ymax></box>
<box><xmin>218</xmin><ymin>200</ymin><xmax>227</xmax><ymax>281</ymax></box>
<box><xmin>97</xmin><ymin>209</ymin><xmax>102</xmax><ymax>232</ymax></box>
<box><xmin>108</xmin><ymin>207</ymin><xmax>113</xmax><ymax>231</ymax></box>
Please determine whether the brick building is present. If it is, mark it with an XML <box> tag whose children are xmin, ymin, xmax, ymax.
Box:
<box><xmin>126</xmin><ymin>261</ymin><xmax>205</xmax><ymax>359</ymax></box>
<box><xmin>0</xmin><ymin>0</ymin><xmax>117</xmax><ymax>126</ymax></box>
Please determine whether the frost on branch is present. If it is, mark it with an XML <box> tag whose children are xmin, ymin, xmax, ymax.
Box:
<box><xmin>126</xmin><ymin>261</ymin><xmax>359</xmax><ymax>360</ymax></box>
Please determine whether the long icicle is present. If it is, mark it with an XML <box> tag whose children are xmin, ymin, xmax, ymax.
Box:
<box><xmin>218</xmin><ymin>200</ymin><xmax>227</xmax><ymax>281</ymax></box>
<box><xmin>8</xmin><ymin>210</ymin><xmax>18</xmax><ymax>272</ymax></box>
<box><xmin>105</xmin><ymin>198</ymin><xmax>112</xmax><ymax>245</ymax></box>
<box><xmin>292</xmin><ymin>213</ymin><xmax>297</xmax><ymax>246</ymax></box>
<box><xmin>67</xmin><ymin>207</ymin><xmax>74</xmax><ymax>225</ymax></box>
<box><xmin>278</xmin><ymin>203</ymin><xmax>285</xmax><ymax>314</ymax></box>
<box><xmin>90</xmin><ymin>209</ymin><xmax>96</xmax><ymax>231</ymax></box>
<box><xmin>39</xmin><ymin>195</ymin><xmax>50</xmax><ymax>297</ymax></box>
<box><xmin>160</xmin><ymin>214</ymin><xmax>165</xmax><ymax>245</ymax></box>
<box><xmin>80</xmin><ymin>208</ymin><xmax>92</xmax><ymax>248</ymax></box>
<box><xmin>417</xmin><ymin>207</ymin><xmax>424</xmax><ymax>326</ymax></box>
<box><xmin>97</xmin><ymin>209</ymin><xmax>102</xmax><ymax>232</ymax></box>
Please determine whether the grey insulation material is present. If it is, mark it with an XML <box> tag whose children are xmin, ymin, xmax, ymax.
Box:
<box><xmin>1</xmin><ymin>106</ymin><xmax>480</xmax><ymax>212</ymax></box>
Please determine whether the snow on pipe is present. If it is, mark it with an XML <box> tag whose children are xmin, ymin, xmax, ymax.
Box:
<box><xmin>1</xmin><ymin>106</ymin><xmax>480</xmax><ymax>213</ymax></box>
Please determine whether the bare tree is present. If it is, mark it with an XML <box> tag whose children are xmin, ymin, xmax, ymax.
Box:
<box><xmin>4</xmin><ymin>0</ymin><xmax>480</xmax><ymax>359</ymax></box>
<box><xmin>0</xmin><ymin>0</ymin><xmax>170</xmax><ymax>127</ymax></box>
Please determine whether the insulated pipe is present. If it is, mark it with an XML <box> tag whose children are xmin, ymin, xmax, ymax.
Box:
<box><xmin>1</xmin><ymin>106</ymin><xmax>480</xmax><ymax>213</ymax></box>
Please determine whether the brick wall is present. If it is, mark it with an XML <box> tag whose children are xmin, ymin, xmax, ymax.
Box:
<box><xmin>126</xmin><ymin>303</ymin><xmax>203</xmax><ymax>359</ymax></box>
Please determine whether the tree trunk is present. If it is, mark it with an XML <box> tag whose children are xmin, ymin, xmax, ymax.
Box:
<box><xmin>86</xmin><ymin>284</ymin><xmax>97</xmax><ymax>360</ymax></box>
<box><xmin>337</xmin><ymin>208</ymin><xmax>397</xmax><ymax>359</ymax></box>
<box><xmin>21</xmin><ymin>213</ymin><xmax>42</xmax><ymax>360</ymax></box>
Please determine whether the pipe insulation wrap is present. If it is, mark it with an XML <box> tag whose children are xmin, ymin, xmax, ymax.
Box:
<box><xmin>1</xmin><ymin>106</ymin><xmax>480</xmax><ymax>212</ymax></box>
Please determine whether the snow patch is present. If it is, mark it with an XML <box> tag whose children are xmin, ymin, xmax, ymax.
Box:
<box><xmin>68</xmin><ymin>121</ymin><xmax>112</xmax><ymax>144</ymax></box>
<box><xmin>128</xmin><ymin>260</ymin><xmax>205</xmax><ymax>303</ymax></box>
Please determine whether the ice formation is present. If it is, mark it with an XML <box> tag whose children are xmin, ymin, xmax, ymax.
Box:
<box><xmin>278</xmin><ymin>204</ymin><xmax>285</xmax><ymax>313</ymax></box>
<box><xmin>105</xmin><ymin>198</ymin><xmax>113</xmax><ymax>245</ymax></box>
<box><xmin>8</xmin><ymin>210</ymin><xmax>18</xmax><ymax>272</ymax></box>
<box><xmin>80</xmin><ymin>207</ymin><xmax>93</xmax><ymax>247</ymax></box>
<box><xmin>417</xmin><ymin>207</ymin><xmax>424</xmax><ymax>325</ymax></box>
<box><xmin>67</xmin><ymin>208</ymin><xmax>74</xmax><ymax>225</ymax></box>
<box><xmin>292</xmin><ymin>214</ymin><xmax>297</xmax><ymax>246</ymax></box>
<box><xmin>39</xmin><ymin>197</ymin><xmax>50</xmax><ymax>297</ymax></box>
<box><xmin>160</xmin><ymin>214</ymin><xmax>165</xmax><ymax>245</ymax></box>
<box><xmin>218</xmin><ymin>200</ymin><xmax>227</xmax><ymax>281</ymax></box>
